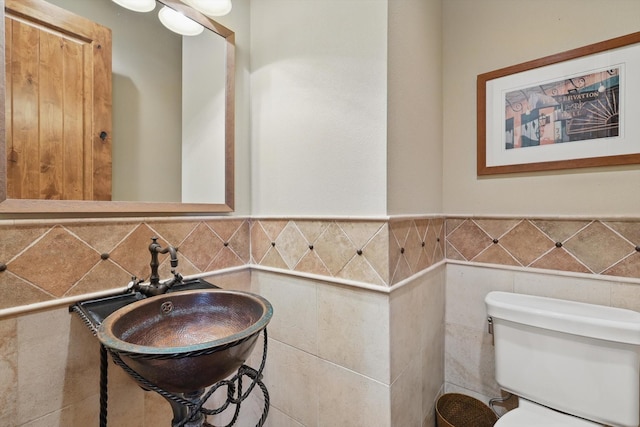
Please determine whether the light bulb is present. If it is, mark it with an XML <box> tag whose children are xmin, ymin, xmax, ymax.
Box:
<box><xmin>112</xmin><ymin>0</ymin><xmax>156</xmax><ymax>13</ymax></box>
<box><xmin>158</xmin><ymin>6</ymin><xmax>205</xmax><ymax>36</ymax></box>
<box><xmin>188</xmin><ymin>0</ymin><xmax>232</xmax><ymax>17</ymax></box>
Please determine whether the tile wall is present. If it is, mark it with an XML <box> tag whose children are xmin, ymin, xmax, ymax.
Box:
<box><xmin>0</xmin><ymin>217</ymin><xmax>445</xmax><ymax>311</ymax></box>
<box><xmin>222</xmin><ymin>266</ymin><xmax>445</xmax><ymax>427</ymax></box>
<box><xmin>444</xmin><ymin>217</ymin><xmax>640</xmax><ymax>411</ymax></box>
<box><xmin>0</xmin><ymin>216</ymin><xmax>446</xmax><ymax>427</ymax></box>
<box><xmin>0</xmin><ymin>218</ymin><xmax>250</xmax><ymax>309</ymax></box>
<box><xmin>444</xmin><ymin>262</ymin><xmax>640</xmax><ymax>411</ymax></box>
<box><xmin>251</xmin><ymin>217</ymin><xmax>444</xmax><ymax>287</ymax></box>
<box><xmin>0</xmin><ymin>270</ymin><xmax>249</xmax><ymax>427</ymax></box>
<box><xmin>2</xmin><ymin>215</ymin><xmax>640</xmax><ymax>426</ymax></box>
<box><xmin>446</xmin><ymin>218</ymin><xmax>640</xmax><ymax>278</ymax></box>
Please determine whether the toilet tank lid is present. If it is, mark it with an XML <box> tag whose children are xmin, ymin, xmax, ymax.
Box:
<box><xmin>485</xmin><ymin>291</ymin><xmax>640</xmax><ymax>345</ymax></box>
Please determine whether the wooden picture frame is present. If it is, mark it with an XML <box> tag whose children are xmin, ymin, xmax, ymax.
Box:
<box><xmin>477</xmin><ymin>31</ymin><xmax>640</xmax><ymax>176</ymax></box>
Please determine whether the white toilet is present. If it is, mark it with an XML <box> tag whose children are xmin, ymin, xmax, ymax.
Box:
<box><xmin>485</xmin><ymin>291</ymin><xmax>640</xmax><ymax>427</ymax></box>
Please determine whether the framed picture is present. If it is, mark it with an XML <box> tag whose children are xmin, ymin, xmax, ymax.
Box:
<box><xmin>477</xmin><ymin>31</ymin><xmax>640</xmax><ymax>175</ymax></box>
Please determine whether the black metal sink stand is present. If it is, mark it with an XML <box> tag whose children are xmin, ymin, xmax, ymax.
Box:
<box><xmin>107</xmin><ymin>329</ymin><xmax>270</xmax><ymax>427</ymax></box>
<box><xmin>69</xmin><ymin>279</ymin><xmax>269</xmax><ymax>427</ymax></box>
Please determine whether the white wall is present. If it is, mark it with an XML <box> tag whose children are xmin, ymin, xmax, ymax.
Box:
<box><xmin>250</xmin><ymin>0</ymin><xmax>388</xmax><ymax>216</ymax></box>
<box><xmin>387</xmin><ymin>0</ymin><xmax>443</xmax><ymax>215</ymax></box>
<box><xmin>442</xmin><ymin>0</ymin><xmax>640</xmax><ymax>216</ymax></box>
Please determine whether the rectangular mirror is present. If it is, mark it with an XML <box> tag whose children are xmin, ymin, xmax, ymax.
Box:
<box><xmin>0</xmin><ymin>0</ymin><xmax>234</xmax><ymax>214</ymax></box>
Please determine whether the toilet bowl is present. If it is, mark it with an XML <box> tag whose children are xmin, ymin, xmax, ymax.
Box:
<box><xmin>495</xmin><ymin>398</ymin><xmax>601</xmax><ymax>426</ymax></box>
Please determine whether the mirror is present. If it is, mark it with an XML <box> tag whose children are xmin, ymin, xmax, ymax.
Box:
<box><xmin>0</xmin><ymin>0</ymin><xmax>235</xmax><ymax>214</ymax></box>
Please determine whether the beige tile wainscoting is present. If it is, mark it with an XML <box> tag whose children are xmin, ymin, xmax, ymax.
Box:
<box><xmin>447</xmin><ymin>218</ymin><xmax>640</xmax><ymax>278</ymax></box>
<box><xmin>1</xmin><ymin>216</ymin><xmax>640</xmax><ymax>426</ymax></box>
<box><xmin>445</xmin><ymin>217</ymin><xmax>640</xmax><ymax>412</ymax></box>
<box><xmin>0</xmin><ymin>218</ymin><xmax>251</xmax><ymax>310</ymax></box>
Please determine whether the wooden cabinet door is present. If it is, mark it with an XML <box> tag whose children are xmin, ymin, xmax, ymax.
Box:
<box><xmin>5</xmin><ymin>0</ymin><xmax>112</xmax><ymax>200</ymax></box>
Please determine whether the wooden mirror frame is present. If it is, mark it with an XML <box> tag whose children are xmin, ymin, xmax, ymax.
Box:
<box><xmin>0</xmin><ymin>0</ymin><xmax>235</xmax><ymax>215</ymax></box>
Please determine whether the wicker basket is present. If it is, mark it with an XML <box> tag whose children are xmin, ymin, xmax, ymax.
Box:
<box><xmin>436</xmin><ymin>393</ymin><xmax>498</xmax><ymax>427</ymax></box>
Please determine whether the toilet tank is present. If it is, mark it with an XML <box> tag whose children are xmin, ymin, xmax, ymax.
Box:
<box><xmin>486</xmin><ymin>291</ymin><xmax>640</xmax><ymax>427</ymax></box>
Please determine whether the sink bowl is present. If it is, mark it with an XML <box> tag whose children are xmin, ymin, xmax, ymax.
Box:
<box><xmin>97</xmin><ymin>289</ymin><xmax>273</xmax><ymax>393</ymax></box>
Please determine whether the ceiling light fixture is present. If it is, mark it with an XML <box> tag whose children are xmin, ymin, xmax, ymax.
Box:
<box><xmin>158</xmin><ymin>6</ymin><xmax>205</xmax><ymax>36</ymax></box>
<box><xmin>184</xmin><ymin>0</ymin><xmax>232</xmax><ymax>17</ymax></box>
<box><xmin>111</xmin><ymin>0</ymin><xmax>156</xmax><ymax>13</ymax></box>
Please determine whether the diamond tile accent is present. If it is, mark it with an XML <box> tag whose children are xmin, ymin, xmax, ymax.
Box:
<box><xmin>0</xmin><ymin>217</ymin><xmax>353</xmax><ymax>309</ymax></box>
<box><xmin>446</xmin><ymin>242</ymin><xmax>464</xmax><ymax>261</ymax></box>
<box><xmin>434</xmin><ymin>219</ymin><xmax>445</xmax><ymax>261</ymax></box>
<box><xmin>146</xmin><ymin>221</ymin><xmax>200</xmax><ymax>247</ymax></box>
<box><xmin>415</xmin><ymin>219</ymin><xmax>429</xmax><ymax>243</ymax></box>
<box><xmin>388</xmin><ymin>230</ymin><xmax>402</xmax><ymax>281</ymax></box>
<box><xmin>0</xmin><ymin>218</ymin><xmax>230</xmax><ymax>305</ymax></box>
<box><xmin>387</xmin><ymin>218</ymin><xmax>444</xmax><ymax>285</ymax></box>
<box><xmin>474</xmin><ymin>219</ymin><xmax>520</xmax><ymax>240</ymax></box>
<box><xmin>0</xmin><ymin>224</ymin><xmax>49</xmax><ymax>263</ymax></box>
<box><xmin>275</xmin><ymin>222</ymin><xmax>309</xmax><ymax>269</ymax></box>
<box><xmin>0</xmin><ymin>271</ymin><xmax>51</xmax><ymax>309</ymax></box>
<box><xmin>499</xmin><ymin>220</ymin><xmax>554</xmax><ymax>266</ymax></box>
<box><xmin>447</xmin><ymin>220</ymin><xmax>492</xmax><ymax>260</ymax></box>
<box><xmin>530</xmin><ymin>220</ymin><xmax>590</xmax><ymax>243</ymax></box>
<box><xmin>390</xmin><ymin>221</ymin><xmax>412</xmax><ymax>249</ymax></box>
<box><xmin>416</xmin><ymin>249</ymin><xmax>431</xmax><ymax>272</ymax></box>
<box><xmin>564</xmin><ymin>221</ymin><xmax>635</xmax><ymax>273</ymax></box>
<box><xmin>391</xmin><ymin>254</ymin><xmax>412</xmax><ymax>284</ymax></box>
<box><xmin>474</xmin><ymin>244</ymin><xmax>519</xmax><ymax>266</ymax></box>
<box><xmin>296</xmin><ymin>220</ymin><xmax>329</xmax><ymax>244</ymax></box>
<box><xmin>341</xmin><ymin>222</ymin><xmax>384</xmax><ymax>249</ymax></box>
<box><xmin>404</xmin><ymin>223</ymin><xmax>423</xmax><ymax>272</ymax></box>
<box><xmin>362</xmin><ymin>226</ymin><xmax>389</xmax><ymax>284</ymax></box>
<box><xmin>251</xmin><ymin>220</ymin><xmax>396</xmax><ymax>285</ymax></box>
<box><xmin>260</xmin><ymin>246</ymin><xmax>289</xmax><ymax>270</ymax></box>
<box><xmin>338</xmin><ymin>255</ymin><xmax>385</xmax><ymax>286</ymax></box>
<box><xmin>446</xmin><ymin>218</ymin><xmax>465</xmax><ymax>235</ymax></box>
<box><xmin>66</xmin><ymin>260</ymin><xmax>132</xmax><ymax>296</ymax></box>
<box><xmin>227</xmin><ymin>221</ymin><xmax>250</xmax><ymax>263</ymax></box>
<box><xmin>8</xmin><ymin>226</ymin><xmax>99</xmax><ymax>297</ymax></box>
<box><xmin>179</xmin><ymin>223</ymin><xmax>223</xmax><ymax>271</ymax></box>
<box><xmin>604</xmin><ymin>252</ymin><xmax>640</xmax><ymax>278</ymax></box>
<box><xmin>295</xmin><ymin>250</ymin><xmax>332</xmax><ymax>276</ymax></box>
<box><xmin>109</xmin><ymin>224</ymin><xmax>165</xmax><ymax>281</ymax></box>
<box><xmin>207</xmin><ymin>219</ymin><xmax>248</xmax><ymax>242</ymax></box>
<box><xmin>3</xmin><ymin>215</ymin><xmax>640</xmax><ymax>312</ymax></box>
<box><xmin>530</xmin><ymin>247</ymin><xmax>590</xmax><ymax>274</ymax></box>
<box><xmin>424</xmin><ymin>223</ymin><xmax>439</xmax><ymax>265</ymax></box>
<box><xmin>207</xmin><ymin>247</ymin><xmax>245</xmax><ymax>271</ymax></box>
<box><xmin>314</xmin><ymin>223</ymin><xmax>356</xmax><ymax>276</ymax></box>
<box><xmin>260</xmin><ymin>220</ymin><xmax>288</xmax><ymax>242</ymax></box>
<box><xmin>605</xmin><ymin>221</ymin><xmax>640</xmax><ymax>246</ymax></box>
<box><xmin>251</xmin><ymin>222</ymin><xmax>272</xmax><ymax>264</ymax></box>
<box><xmin>66</xmin><ymin>222</ymin><xmax>136</xmax><ymax>254</ymax></box>
<box><xmin>445</xmin><ymin>218</ymin><xmax>640</xmax><ymax>279</ymax></box>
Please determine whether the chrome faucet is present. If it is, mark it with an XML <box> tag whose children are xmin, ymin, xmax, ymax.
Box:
<box><xmin>130</xmin><ymin>237</ymin><xmax>183</xmax><ymax>297</ymax></box>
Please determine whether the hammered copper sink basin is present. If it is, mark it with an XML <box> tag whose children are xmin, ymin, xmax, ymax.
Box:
<box><xmin>97</xmin><ymin>289</ymin><xmax>273</xmax><ymax>393</ymax></box>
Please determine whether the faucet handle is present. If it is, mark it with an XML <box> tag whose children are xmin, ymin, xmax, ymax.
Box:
<box><xmin>127</xmin><ymin>276</ymin><xmax>145</xmax><ymax>292</ymax></box>
<box><xmin>171</xmin><ymin>271</ymin><xmax>183</xmax><ymax>285</ymax></box>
